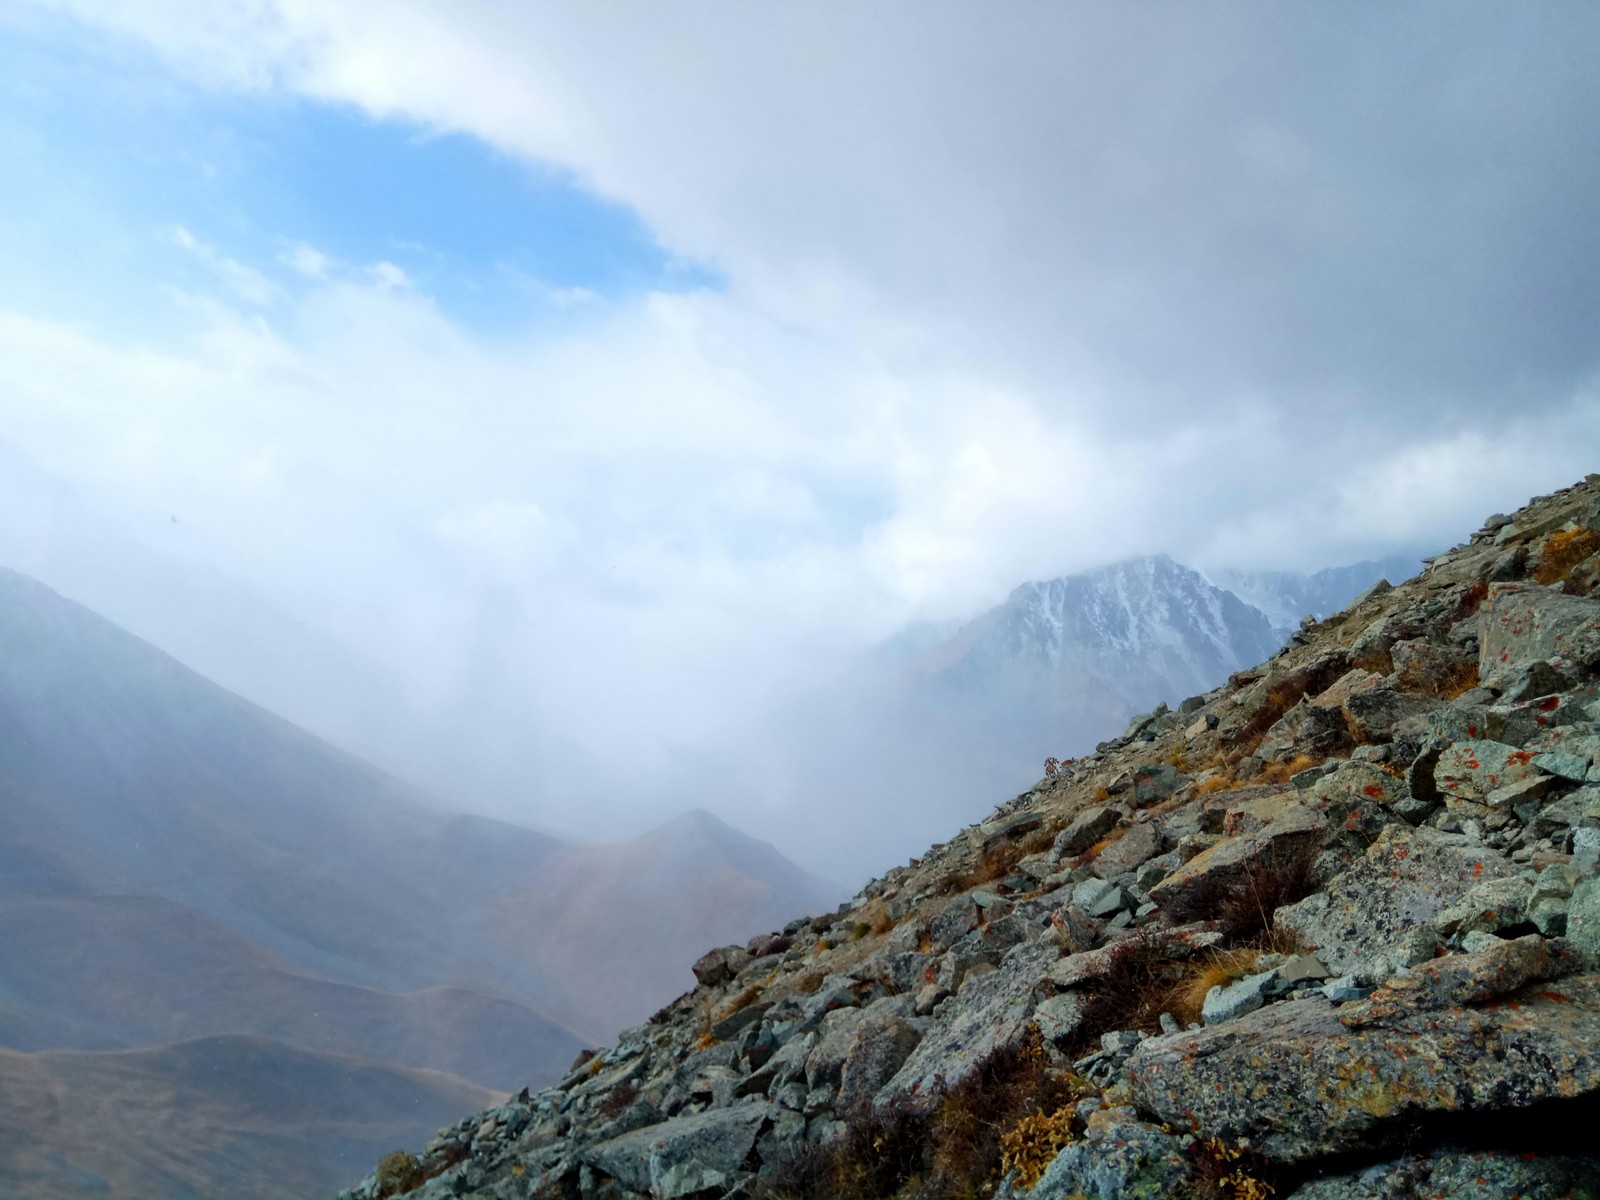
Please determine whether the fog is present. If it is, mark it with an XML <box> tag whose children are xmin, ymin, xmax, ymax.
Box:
<box><xmin>2</xmin><ymin>3</ymin><xmax>1598</xmax><ymax>882</ymax></box>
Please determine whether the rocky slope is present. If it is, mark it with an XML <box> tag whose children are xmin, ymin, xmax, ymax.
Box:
<box><xmin>341</xmin><ymin>474</ymin><xmax>1600</xmax><ymax>1200</ymax></box>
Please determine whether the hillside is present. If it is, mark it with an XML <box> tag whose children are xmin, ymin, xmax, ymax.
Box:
<box><xmin>340</xmin><ymin>474</ymin><xmax>1600</xmax><ymax>1199</ymax></box>
<box><xmin>0</xmin><ymin>1036</ymin><xmax>499</xmax><ymax>1200</ymax></box>
<box><xmin>492</xmin><ymin>810</ymin><xmax>841</xmax><ymax>1037</ymax></box>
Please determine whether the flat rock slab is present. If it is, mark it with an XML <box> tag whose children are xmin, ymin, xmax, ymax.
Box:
<box><xmin>875</xmin><ymin>941</ymin><xmax>1056</xmax><ymax>1113</ymax></box>
<box><xmin>1276</xmin><ymin>825</ymin><xmax>1516</xmax><ymax>975</ymax></box>
<box><xmin>581</xmin><ymin>1103</ymin><xmax>771</xmax><ymax>1199</ymax></box>
<box><xmin>1149</xmin><ymin>797</ymin><xmax>1323</xmax><ymax>918</ymax></box>
<box><xmin>1124</xmin><ymin>975</ymin><xmax>1600</xmax><ymax>1163</ymax></box>
<box><xmin>1480</xmin><ymin>582</ymin><xmax>1600</xmax><ymax>677</ymax></box>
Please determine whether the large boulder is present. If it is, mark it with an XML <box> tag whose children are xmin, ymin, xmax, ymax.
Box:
<box><xmin>1480</xmin><ymin>582</ymin><xmax>1600</xmax><ymax>678</ymax></box>
<box><xmin>581</xmin><ymin>1103</ymin><xmax>771</xmax><ymax>1199</ymax></box>
<box><xmin>1124</xmin><ymin>975</ymin><xmax>1600</xmax><ymax>1163</ymax></box>
<box><xmin>1275</xmin><ymin>826</ymin><xmax>1516</xmax><ymax>976</ymax></box>
<box><xmin>875</xmin><ymin>941</ymin><xmax>1057</xmax><ymax>1113</ymax></box>
<box><xmin>1148</xmin><ymin>794</ymin><xmax>1323</xmax><ymax>919</ymax></box>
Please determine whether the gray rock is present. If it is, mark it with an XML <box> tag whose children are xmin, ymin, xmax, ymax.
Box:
<box><xmin>1202</xmin><ymin>969</ymin><xmax>1278</xmax><ymax>1025</ymax></box>
<box><xmin>580</xmin><ymin>1103</ymin><xmax>770</xmax><ymax>1199</ymax></box>
<box><xmin>692</xmin><ymin>945</ymin><xmax>753</xmax><ymax>987</ymax></box>
<box><xmin>835</xmin><ymin>1017</ymin><xmax>921</xmax><ymax>1113</ymax></box>
<box><xmin>876</xmin><ymin>942</ymin><xmax>1056</xmax><ymax>1113</ymax></box>
<box><xmin>1536</xmin><ymin>750</ymin><xmax>1592</xmax><ymax>781</ymax></box>
<box><xmin>994</xmin><ymin>1107</ymin><xmax>1190</xmax><ymax>1200</ymax></box>
<box><xmin>1090</xmin><ymin>822</ymin><xmax>1163</xmax><ymax>879</ymax></box>
<box><xmin>1567</xmin><ymin>876</ymin><xmax>1600</xmax><ymax>966</ymax></box>
<box><xmin>1276</xmin><ymin>825</ymin><xmax>1515</xmax><ymax>975</ymax></box>
<box><xmin>1434</xmin><ymin>739</ymin><xmax>1545</xmax><ymax>802</ymax></box>
<box><xmin>1132</xmin><ymin>762</ymin><xmax>1185</xmax><ymax>804</ymax></box>
<box><xmin>1434</xmin><ymin>875</ymin><xmax>1532</xmax><ymax>938</ymax></box>
<box><xmin>1479</xmin><ymin>581</ymin><xmax>1600</xmax><ymax>677</ymax></box>
<box><xmin>1286</xmin><ymin>1149</ymin><xmax>1600</xmax><ymax>1200</ymax></box>
<box><xmin>1126</xmin><ymin>975</ymin><xmax>1600</xmax><ymax>1164</ymax></box>
<box><xmin>1320</xmin><ymin>975</ymin><xmax>1370</xmax><ymax>1003</ymax></box>
<box><xmin>1576</xmin><ymin>826</ymin><xmax>1600</xmax><ymax>874</ymax></box>
<box><xmin>1053</xmin><ymin>806</ymin><xmax>1121</xmax><ymax>859</ymax></box>
<box><xmin>1033</xmin><ymin>992</ymin><xmax>1088</xmax><ymax>1048</ymax></box>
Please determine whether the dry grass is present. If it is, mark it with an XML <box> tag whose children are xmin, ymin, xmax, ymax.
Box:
<box><xmin>1092</xmin><ymin>786</ymin><xmax>1112</xmax><ymax>803</ymax></box>
<box><xmin>1177</xmin><ymin>1137</ymin><xmax>1279</xmax><ymax>1199</ymax></box>
<box><xmin>1229</xmin><ymin>658</ymin><xmax>1348</xmax><ymax>758</ymax></box>
<box><xmin>1535</xmin><ymin>528</ymin><xmax>1600</xmax><ymax>585</ymax></box>
<box><xmin>1255</xmin><ymin>754</ymin><xmax>1319</xmax><ymax>786</ymax></box>
<box><xmin>1163</xmin><ymin>947</ymin><xmax>1268</xmax><ymax>1028</ymax></box>
<box><xmin>1416</xmin><ymin>658</ymin><xmax>1480</xmax><ymax>700</ymax></box>
<box><xmin>374</xmin><ymin>1151</ymin><xmax>425</xmax><ymax>1198</ymax></box>
<box><xmin>849</xmin><ymin>898</ymin><xmax>896</xmax><ymax>940</ymax></box>
<box><xmin>1351</xmin><ymin>648</ymin><xmax>1395</xmax><ymax>676</ymax></box>
<box><xmin>1194</xmin><ymin>774</ymin><xmax>1241</xmax><ymax>796</ymax></box>
<box><xmin>945</xmin><ymin>823</ymin><xmax>1059</xmax><ymax>894</ymax></box>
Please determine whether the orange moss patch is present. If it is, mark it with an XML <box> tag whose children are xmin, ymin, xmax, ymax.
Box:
<box><xmin>1535</xmin><ymin>528</ymin><xmax>1600</xmax><ymax>585</ymax></box>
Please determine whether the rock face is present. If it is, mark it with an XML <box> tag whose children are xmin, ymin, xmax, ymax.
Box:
<box><xmin>338</xmin><ymin>474</ymin><xmax>1600</xmax><ymax>1200</ymax></box>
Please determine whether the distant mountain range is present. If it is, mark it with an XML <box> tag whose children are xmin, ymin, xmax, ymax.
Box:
<box><xmin>0</xmin><ymin>566</ymin><xmax>835</xmax><ymax>1199</ymax></box>
<box><xmin>756</xmin><ymin>550</ymin><xmax>1425</xmax><ymax>879</ymax></box>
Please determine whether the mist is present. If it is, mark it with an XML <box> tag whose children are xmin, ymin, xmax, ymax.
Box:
<box><xmin>2</xmin><ymin>3</ymin><xmax>1599</xmax><ymax>883</ymax></box>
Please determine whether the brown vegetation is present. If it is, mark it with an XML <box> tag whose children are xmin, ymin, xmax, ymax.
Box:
<box><xmin>1178</xmin><ymin>1136</ymin><xmax>1279</xmax><ymax>1199</ymax></box>
<box><xmin>1255</xmin><ymin>754</ymin><xmax>1319</xmax><ymax>786</ymax></box>
<box><xmin>374</xmin><ymin>1150</ymin><xmax>425</xmax><ymax>1198</ymax></box>
<box><xmin>754</xmin><ymin>1033</ymin><xmax>1088</xmax><ymax>1200</ymax></box>
<box><xmin>1535</xmin><ymin>528</ymin><xmax>1600</xmax><ymax>585</ymax></box>
<box><xmin>597</xmin><ymin>1080</ymin><xmax>640</xmax><ymax>1120</ymax></box>
<box><xmin>1162</xmin><ymin>842</ymin><xmax>1318</xmax><ymax>939</ymax></box>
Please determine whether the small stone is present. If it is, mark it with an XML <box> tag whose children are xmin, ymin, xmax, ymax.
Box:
<box><xmin>1535</xmin><ymin>751</ymin><xmax>1591</xmax><ymax>782</ymax></box>
<box><xmin>1575</xmin><ymin>827</ymin><xmax>1600</xmax><ymax>874</ymax></box>
<box><xmin>1460</xmin><ymin>930</ymin><xmax>1507</xmax><ymax>954</ymax></box>
<box><xmin>1202</xmin><ymin>969</ymin><xmax>1278</xmax><ymax>1025</ymax></box>
<box><xmin>1321</xmin><ymin>975</ymin><xmax>1372</xmax><ymax>1003</ymax></box>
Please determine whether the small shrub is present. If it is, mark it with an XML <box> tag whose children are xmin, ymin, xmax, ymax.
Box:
<box><xmin>999</xmin><ymin>1106</ymin><xmax>1077</xmax><ymax>1189</ymax></box>
<box><xmin>1164</xmin><ymin>842</ymin><xmax>1318</xmax><ymax>940</ymax></box>
<box><xmin>1072</xmin><ymin>930</ymin><xmax>1188</xmax><ymax>1047</ymax></box>
<box><xmin>1179</xmin><ymin>1137</ymin><xmax>1278</xmax><ymax>1199</ymax></box>
<box><xmin>1536</xmin><ymin>528</ymin><xmax>1600</xmax><ymax>585</ymax></box>
<box><xmin>374</xmin><ymin>1150</ymin><xmax>425</xmax><ymax>1198</ymax></box>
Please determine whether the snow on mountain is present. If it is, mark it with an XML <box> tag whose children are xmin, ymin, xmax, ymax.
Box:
<box><xmin>1207</xmin><ymin>553</ymin><xmax>1425</xmax><ymax>636</ymax></box>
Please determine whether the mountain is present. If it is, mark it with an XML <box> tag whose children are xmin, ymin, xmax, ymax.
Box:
<box><xmin>0</xmin><ymin>1036</ymin><xmax>499</xmax><ymax>1200</ymax></box>
<box><xmin>340</xmin><ymin>473</ymin><xmax>1600</xmax><ymax>1200</ymax></box>
<box><xmin>1207</xmin><ymin>552</ymin><xmax>1425</xmax><ymax>635</ymax></box>
<box><xmin>0</xmin><ymin>566</ymin><xmax>834</xmax><ymax>1197</ymax></box>
<box><xmin>491</xmin><ymin>810</ymin><xmax>841</xmax><ymax>1037</ymax></box>
<box><xmin>916</xmin><ymin>552</ymin><xmax>1283</xmax><ymax>726</ymax></box>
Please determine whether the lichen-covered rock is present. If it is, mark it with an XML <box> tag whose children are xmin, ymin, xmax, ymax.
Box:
<box><xmin>835</xmin><ymin>1015</ymin><xmax>920</xmax><ymax>1112</ymax></box>
<box><xmin>875</xmin><ymin>941</ymin><xmax>1056</xmax><ymax>1113</ymax></box>
<box><xmin>1434</xmin><ymin>738</ymin><xmax>1545</xmax><ymax>801</ymax></box>
<box><xmin>1275</xmin><ymin>825</ymin><xmax>1515</xmax><ymax>975</ymax></box>
<box><xmin>580</xmin><ymin>1103</ymin><xmax>771</xmax><ymax>1199</ymax></box>
<box><xmin>1053</xmin><ymin>805</ymin><xmax>1121</xmax><ymax>858</ymax></box>
<box><xmin>1480</xmin><ymin>582</ymin><xmax>1600</xmax><ymax>678</ymax></box>
<box><xmin>995</xmin><ymin>1106</ymin><xmax>1190</xmax><ymax>1200</ymax></box>
<box><xmin>1149</xmin><ymin>797</ymin><xmax>1323</xmax><ymax>917</ymax></box>
<box><xmin>1124</xmin><ymin>976</ymin><xmax>1600</xmax><ymax>1163</ymax></box>
<box><xmin>1286</xmin><ymin>1149</ymin><xmax>1600</xmax><ymax>1199</ymax></box>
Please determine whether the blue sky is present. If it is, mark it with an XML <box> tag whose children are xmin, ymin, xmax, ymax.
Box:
<box><xmin>0</xmin><ymin>13</ymin><xmax>715</xmax><ymax>340</ymax></box>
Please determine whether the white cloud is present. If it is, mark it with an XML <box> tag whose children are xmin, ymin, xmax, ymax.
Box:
<box><xmin>279</xmin><ymin>240</ymin><xmax>331</xmax><ymax>278</ymax></box>
<box><xmin>166</xmin><ymin>224</ymin><xmax>281</xmax><ymax>306</ymax></box>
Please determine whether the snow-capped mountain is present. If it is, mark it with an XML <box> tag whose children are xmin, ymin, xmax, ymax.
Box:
<box><xmin>1207</xmin><ymin>553</ymin><xmax>1424</xmax><ymax>636</ymax></box>
<box><xmin>914</xmin><ymin>554</ymin><xmax>1280</xmax><ymax>731</ymax></box>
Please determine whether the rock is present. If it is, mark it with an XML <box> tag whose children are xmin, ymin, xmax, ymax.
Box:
<box><xmin>1498</xmin><ymin>659</ymin><xmax>1575</xmax><ymax>703</ymax></box>
<box><xmin>1339</xmin><ymin>935</ymin><xmax>1574</xmax><ymax>1024</ymax></box>
<box><xmin>1053</xmin><ymin>806</ymin><xmax>1121</xmax><ymax>858</ymax></box>
<box><xmin>1202</xmin><ymin>969</ymin><xmax>1278</xmax><ymax>1025</ymax></box>
<box><xmin>1567</xmin><ymin>876</ymin><xmax>1600</xmax><ymax>965</ymax></box>
<box><xmin>1434</xmin><ymin>739</ymin><xmax>1546</xmax><ymax>801</ymax></box>
<box><xmin>1125</xmin><ymin>977</ymin><xmax>1600</xmax><ymax>1164</ymax></box>
<box><xmin>876</xmin><ymin>942</ymin><xmax>1056</xmax><ymax>1113</ymax></box>
<box><xmin>994</xmin><ymin>1106</ymin><xmax>1190</xmax><ymax>1200</ymax></box>
<box><xmin>1089</xmin><ymin>821</ymin><xmax>1163</xmax><ymax>879</ymax></box>
<box><xmin>1392</xmin><ymin>638</ymin><xmax>1477</xmax><ymax>695</ymax></box>
<box><xmin>1576</xmin><ymin>826</ymin><xmax>1600</xmax><ymax>873</ymax></box>
<box><xmin>983</xmin><ymin>812</ymin><xmax>1045</xmax><ymax>852</ymax></box>
<box><xmin>1032</xmin><ymin>992</ymin><xmax>1088</xmax><ymax>1049</ymax></box>
<box><xmin>1484</xmin><ymin>693</ymin><xmax>1591</xmax><ymax>745</ymax></box>
<box><xmin>1286</xmin><ymin>1149</ymin><xmax>1600</xmax><ymax>1200</ymax></box>
<box><xmin>1276</xmin><ymin>826</ymin><xmax>1516</xmax><ymax>975</ymax></box>
<box><xmin>692</xmin><ymin>945</ymin><xmax>754</xmax><ymax>987</ymax></box>
<box><xmin>930</xmin><ymin>894</ymin><xmax>983</xmax><ymax>951</ymax></box>
<box><xmin>1433</xmin><ymin>875</ymin><xmax>1532</xmax><ymax>938</ymax></box>
<box><xmin>1484</xmin><ymin>773</ymin><xmax>1560</xmax><ymax>809</ymax></box>
<box><xmin>1479</xmin><ymin>582</ymin><xmax>1600</xmax><ymax>677</ymax></box>
<box><xmin>1276</xmin><ymin>954</ymin><xmax>1329</xmax><ymax>985</ymax></box>
<box><xmin>835</xmin><ymin>1017</ymin><xmax>921</xmax><ymax>1112</ymax></box>
<box><xmin>580</xmin><ymin>1103</ymin><xmax>771</xmax><ymax>1199</ymax></box>
<box><xmin>1132</xmin><ymin>763</ymin><xmax>1185</xmax><ymax>804</ymax></box>
<box><xmin>1149</xmin><ymin>797</ymin><xmax>1324</xmax><ymax>919</ymax></box>
<box><xmin>1320</xmin><ymin>975</ymin><xmax>1370</xmax><ymax>1003</ymax></box>
<box><xmin>1536</xmin><ymin>749</ymin><xmax>1592</xmax><ymax>781</ymax></box>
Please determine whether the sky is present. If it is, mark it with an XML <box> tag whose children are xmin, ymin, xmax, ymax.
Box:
<box><xmin>1</xmin><ymin>2</ymin><xmax>1598</xmax><ymax>880</ymax></box>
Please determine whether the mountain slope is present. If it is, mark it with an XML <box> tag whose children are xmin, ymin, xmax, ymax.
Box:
<box><xmin>491</xmin><ymin>810</ymin><xmax>841</xmax><ymax>1038</ymax></box>
<box><xmin>339</xmin><ymin>473</ymin><xmax>1600</xmax><ymax>1200</ymax></box>
<box><xmin>1207</xmin><ymin>552</ymin><xmax>1424</xmax><ymax>635</ymax></box>
<box><xmin>0</xmin><ymin>1036</ymin><xmax>499</xmax><ymax>1200</ymax></box>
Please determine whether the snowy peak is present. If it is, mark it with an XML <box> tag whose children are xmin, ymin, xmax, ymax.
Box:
<box><xmin>1207</xmin><ymin>553</ymin><xmax>1425</xmax><ymax>635</ymax></box>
